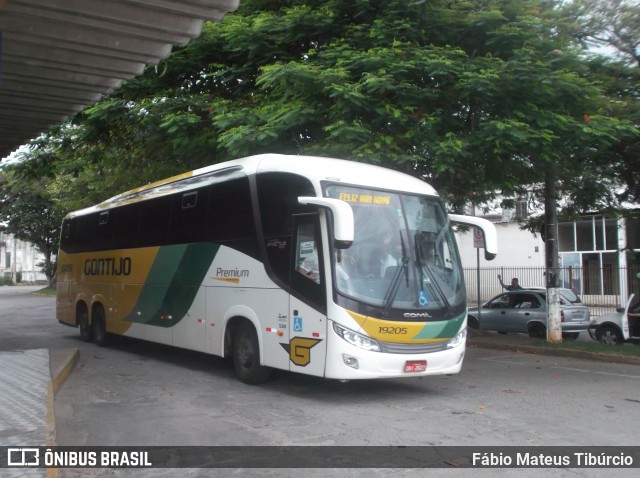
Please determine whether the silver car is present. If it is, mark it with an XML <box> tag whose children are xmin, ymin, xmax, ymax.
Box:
<box><xmin>468</xmin><ymin>289</ymin><xmax>591</xmax><ymax>340</ymax></box>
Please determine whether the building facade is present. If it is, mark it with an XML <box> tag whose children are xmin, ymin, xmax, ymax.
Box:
<box><xmin>0</xmin><ymin>232</ymin><xmax>47</xmax><ymax>283</ymax></box>
<box><xmin>456</xmin><ymin>211</ymin><xmax>640</xmax><ymax>310</ymax></box>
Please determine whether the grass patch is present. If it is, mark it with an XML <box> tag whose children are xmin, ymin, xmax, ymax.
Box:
<box><xmin>33</xmin><ymin>287</ymin><xmax>56</xmax><ymax>297</ymax></box>
<box><xmin>543</xmin><ymin>339</ymin><xmax>640</xmax><ymax>357</ymax></box>
<box><xmin>470</xmin><ymin>330</ymin><xmax>640</xmax><ymax>357</ymax></box>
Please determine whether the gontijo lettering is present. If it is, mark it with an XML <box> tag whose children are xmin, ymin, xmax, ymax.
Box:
<box><xmin>84</xmin><ymin>257</ymin><xmax>132</xmax><ymax>276</ymax></box>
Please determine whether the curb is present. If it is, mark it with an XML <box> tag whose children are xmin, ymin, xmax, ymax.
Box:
<box><xmin>46</xmin><ymin>348</ymin><xmax>79</xmax><ymax>478</ymax></box>
<box><xmin>467</xmin><ymin>338</ymin><xmax>640</xmax><ymax>366</ymax></box>
<box><xmin>50</xmin><ymin>349</ymin><xmax>80</xmax><ymax>396</ymax></box>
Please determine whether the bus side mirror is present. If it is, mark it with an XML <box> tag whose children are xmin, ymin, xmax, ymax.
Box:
<box><xmin>448</xmin><ymin>214</ymin><xmax>498</xmax><ymax>261</ymax></box>
<box><xmin>298</xmin><ymin>197</ymin><xmax>354</xmax><ymax>249</ymax></box>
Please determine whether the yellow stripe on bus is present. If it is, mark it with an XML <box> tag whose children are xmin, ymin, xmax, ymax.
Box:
<box><xmin>57</xmin><ymin>247</ymin><xmax>161</xmax><ymax>335</ymax></box>
<box><xmin>347</xmin><ymin>310</ymin><xmax>448</xmax><ymax>343</ymax></box>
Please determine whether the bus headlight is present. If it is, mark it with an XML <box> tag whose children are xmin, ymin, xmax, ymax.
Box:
<box><xmin>333</xmin><ymin>323</ymin><xmax>381</xmax><ymax>352</ymax></box>
<box><xmin>447</xmin><ymin>328</ymin><xmax>467</xmax><ymax>349</ymax></box>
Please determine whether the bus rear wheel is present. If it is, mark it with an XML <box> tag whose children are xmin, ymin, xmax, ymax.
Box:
<box><xmin>233</xmin><ymin>321</ymin><xmax>271</xmax><ymax>385</ymax></box>
<box><xmin>92</xmin><ymin>306</ymin><xmax>109</xmax><ymax>347</ymax></box>
<box><xmin>78</xmin><ymin>307</ymin><xmax>92</xmax><ymax>342</ymax></box>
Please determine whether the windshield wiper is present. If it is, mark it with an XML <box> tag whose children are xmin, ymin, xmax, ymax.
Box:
<box><xmin>382</xmin><ymin>232</ymin><xmax>409</xmax><ymax>313</ymax></box>
<box><xmin>414</xmin><ymin>233</ymin><xmax>452</xmax><ymax>315</ymax></box>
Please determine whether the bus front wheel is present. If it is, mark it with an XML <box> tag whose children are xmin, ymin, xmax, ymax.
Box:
<box><xmin>233</xmin><ymin>321</ymin><xmax>271</xmax><ymax>385</ymax></box>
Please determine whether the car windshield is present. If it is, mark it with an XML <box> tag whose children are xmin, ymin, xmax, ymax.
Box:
<box><xmin>559</xmin><ymin>289</ymin><xmax>580</xmax><ymax>303</ymax></box>
<box><xmin>325</xmin><ymin>185</ymin><xmax>465</xmax><ymax>316</ymax></box>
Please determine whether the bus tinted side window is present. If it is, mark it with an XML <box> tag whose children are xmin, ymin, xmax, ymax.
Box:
<box><xmin>70</xmin><ymin>213</ymin><xmax>110</xmax><ymax>252</ymax></box>
<box><xmin>257</xmin><ymin>173</ymin><xmax>316</xmax><ymax>285</ymax></box>
<box><xmin>138</xmin><ymin>196</ymin><xmax>172</xmax><ymax>247</ymax></box>
<box><xmin>206</xmin><ymin>177</ymin><xmax>256</xmax><ymax>242</ymax></box>
<box><xmin>59</xmin><ymin>219</ymin><xmax>75</xmax><ymax>253</ymax></box>
<box><xmin>169</xmin><ymin>187</ymin><xmax>210</xmax><ymax>244</ymax></box>
<box><xmin>61</xmin><ymin>174</ymin><xmax>259</xmax><ymax>252</ymax></box>
<box><xmin>93</xmin><ymin>212</ymin><xmax>113</xmax><ymax>251</ymax></box>
<box><xmin>111</xmin><ymin>204</ymin><xmax>140</xmax><ymax>250</ymax></box>
<box><xmin>257</xmin><ymin>173</ymin><xmax>315</xmax><ymax>237</ymax></box>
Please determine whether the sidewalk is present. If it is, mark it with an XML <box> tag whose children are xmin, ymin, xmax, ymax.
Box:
<box><xmin>0</xmin><ymin>348</ymin><xmax>78</xmax><ymax>477</ymax></box>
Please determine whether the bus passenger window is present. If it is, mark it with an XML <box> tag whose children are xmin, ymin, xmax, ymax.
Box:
<box><xmin>296</xmin><ymin>223</ymin><xmax>320</xmax><ymax>284</ymax></box>
<box><xmin>290</xmin><ymin>218</ymin><xmax>326</xmax><ymax>312</ymax></box>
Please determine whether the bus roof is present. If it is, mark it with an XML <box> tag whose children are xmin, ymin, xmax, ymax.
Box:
<box><xmin>66</xmin><ymin>154</ymin><xmax>439</xmax><ymax>218</ymax></box>
<box><xmin>240</xmin><ymin>154</ymin><xmax>437</xmax><ymax>196</ymax></box>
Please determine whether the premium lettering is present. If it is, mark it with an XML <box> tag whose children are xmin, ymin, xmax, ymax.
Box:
<box><xmin>84</xmin><ymin>257</ymin><xmax>132</xmax><ymax>276</ymax></box>
<box><xmin>216</xmin><ymin>267</ymin><xmax>249</xmax><ymax>278</ymax></box>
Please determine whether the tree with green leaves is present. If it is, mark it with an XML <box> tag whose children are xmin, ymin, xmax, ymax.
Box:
<box><xmin>0</xmin><ymin>166</ymin><xmax>64</xmax><ymax>288</ymax></box>
<box><xmin>4</xmin><ymin>1</ymin><xmax>638</xmax><ymax>334</ymax></box>
<box><xmin>567</xmin><ymin>0</ymin><xmax>640</xmax><ymax>66</ymax></box>
<box><xmin>31</xmin><ymin>0</ymin><xmax>634</xmax><ymax>212</ymax></box>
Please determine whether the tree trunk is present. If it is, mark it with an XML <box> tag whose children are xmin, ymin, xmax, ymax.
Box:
<box><xmin>43</xmin><ymin>250</ymin><xmax>56</xmax><ymax>289</ymax></box>
<box><xmin>545</xmin><ymin>169</ymin><xmax>562</xmax><ymax>343</ymax></box>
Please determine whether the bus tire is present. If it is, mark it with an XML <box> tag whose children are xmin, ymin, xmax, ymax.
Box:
<box><xmin>233</xmin><ymin>321</ymin><xmax>271</xmax><ymax>385</ymax></box>
<box><xmin>92</xmin><ymin>305</ymin><xmax>109</xmax><ymax>347</ymax></box>
<box><xmin>78</xmin><ymin>305</ymin><xmax>92</xmax><ymax>342</ymax></box>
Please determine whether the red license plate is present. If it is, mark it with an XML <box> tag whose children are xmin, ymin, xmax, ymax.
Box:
<box><xmin>404</xmin><ymin>360</ymin><xmax>427</xmax><ymax>373</ymax></box>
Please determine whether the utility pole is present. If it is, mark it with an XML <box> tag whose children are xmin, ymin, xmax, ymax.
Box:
<box><xmin>545</xmin><ymin>169</ymin><xmax>562</xmax><ymax>343</ymax></box>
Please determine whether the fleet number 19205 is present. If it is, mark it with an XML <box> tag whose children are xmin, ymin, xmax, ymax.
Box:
<box><xmin>378</xmin><ymin>326</ymin><xmax>408</xmax><ymax>335</ymax></box>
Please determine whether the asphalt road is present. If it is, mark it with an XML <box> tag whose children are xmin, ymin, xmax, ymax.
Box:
<box><xmin>1</xmin><ymin>286</ymin><xmax>639</xmax><ymax>478</ymax></box>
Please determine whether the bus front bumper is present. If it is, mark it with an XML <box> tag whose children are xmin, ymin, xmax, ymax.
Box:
<box><xmin>324</xmin><ymin>326</ymin><xmax>466</xmax><ymax>380</ymax></box>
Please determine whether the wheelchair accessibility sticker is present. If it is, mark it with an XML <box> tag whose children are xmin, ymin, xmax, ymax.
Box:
<box><xmin>293</xmin><ymin>316</ymin><xmax>303</xmax><ymax>332</ymax></box>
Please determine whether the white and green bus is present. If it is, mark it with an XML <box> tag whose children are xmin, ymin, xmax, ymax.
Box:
<box><xmin>57</xmin><ymin>154</ymin><xmax>497</xmax><ymax>383</ymax></box>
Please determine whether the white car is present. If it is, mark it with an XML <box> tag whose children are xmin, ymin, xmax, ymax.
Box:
<box><xmin>589</xmin><ymin>294</ymin><xmax>640</xmax><ymax>345</ymax></box>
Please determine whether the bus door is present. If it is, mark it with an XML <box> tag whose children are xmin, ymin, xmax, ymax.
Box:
<box><xmin>288</xmin><ymin>214</ymin><xmax>328</xmax><ymax>377</ymax></box>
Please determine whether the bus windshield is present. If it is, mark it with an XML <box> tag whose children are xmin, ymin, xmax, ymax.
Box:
<box><xmin>325</xmin><ymin>185</ymin><xmax>465</xmax><ymax>316</ymax></box>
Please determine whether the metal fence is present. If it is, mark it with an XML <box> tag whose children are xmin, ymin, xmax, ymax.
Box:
<box><xmin>463</xmin><ymin>265</ymin><xmax>640</xmax><ymax>318</ymax></box>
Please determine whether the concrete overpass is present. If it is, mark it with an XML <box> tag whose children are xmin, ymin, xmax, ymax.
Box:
<box><xmin>0</xmin><ymin>0</ymin><xmax>239</xmax><ymax>160</ymax></box>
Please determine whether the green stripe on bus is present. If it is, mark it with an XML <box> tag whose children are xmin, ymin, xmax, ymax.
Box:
<box><xmin>412</xmin><ymin>312</ymin><xmax>466</xmax><ymax>339</ymax></box>
<box><xmin>125</xmin><ymin>243</ymin><xmax>220</xmax><ymax>327</ymax></box>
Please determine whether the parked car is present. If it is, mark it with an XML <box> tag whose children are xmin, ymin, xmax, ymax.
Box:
<box><xmin>588</xmin><ymin>294</ymin><xmax>640</xmax><ymax>345</ymax></box>
<box><xmin>525</xmin><ymin>287</ymin><xmax>582</xmax><ymax>304</ymax></box>
<box><xmin>468</xmin><ymin>289</ymin><xmax>591</xmax><ymax>340</ymax></box>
